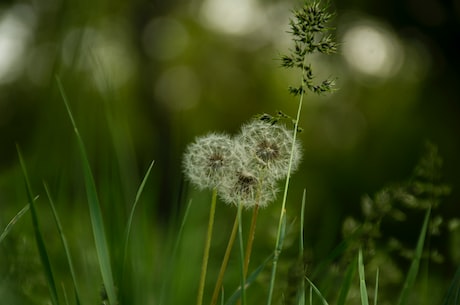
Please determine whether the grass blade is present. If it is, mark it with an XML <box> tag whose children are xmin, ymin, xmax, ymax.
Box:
<box><xmin>374</xmin><ymin>268</ymin><xmax>379</xmax><ymax>305</ymax></box>
<box><xmin>305</xmin><ymin>276</ymin><xmax>329</xmax><ymax>305</ymax></box>
<box><xmin>442</xmin><ymin>265</ymin><xmax>460</xmax><ymax>305</ymax></box>
<box><xmin>358</xmin><ymin>249</ymin><xmax>369</xmax><ymax>305</ymax></box>
<box><xmin>0</xmin><ymin>204</ymin><xmax>30</xmax><ymax>244</ymax></box>
<box><xmin>120</xmin><ymin>160</ymin><xmax>155</xmax><ymax>280</ymax></box>
<box><xmin>56</xmin><ymin>76</ymin><xmax>117</xmax><ymax>305</ymax></box>
<box><xmin>397</xmin><ymin>207</ymin><xmax>431</xmax><ymax>305</ymax></box>
<box><xmin>337</xmin><ymin>255</ymin><xmax>357</xmax><ymax>305</ymax></box>
<box><xmin>159</xmin><ymin>199</ymin><xmax>193</xmax><ymax>305</ymax></box>
<box><xmin>44</xmin><ymin>183</ymin><xmax>82</xmax><ymax>305</ymax></box>
<box><xmin>17</xmin><ymin>146</ymin><xmax>60</xmax><ymax>305</ymax></box>
<box><xmin>297</xmin><ymin>189</ymin><xmax>307</xmax><ymax>305</ymax></box>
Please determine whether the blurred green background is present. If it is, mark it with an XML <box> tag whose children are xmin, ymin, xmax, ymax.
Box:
<box><xmin>1</xmin><ymin>0</ymin><xmax>459</xmax><ymax>304</ymax></box>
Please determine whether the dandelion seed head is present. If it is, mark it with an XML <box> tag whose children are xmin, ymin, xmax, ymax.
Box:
<box><xmin>219</xmin><ymin>168</ymin><xmax>278</xmax><ymax>208</ymax></box>
<box><xmin>238</xmin><ymin>119</ymin><xmax>302</xmax><ymax>179</ymax></box>
<box><xmin>183</xmin><ymin>132</ymin><xmax>242</xmax><ymax>190</ymax></box>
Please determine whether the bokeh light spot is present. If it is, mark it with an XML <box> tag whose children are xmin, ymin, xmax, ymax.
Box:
<box><xmin>0</xmin><ymin>4</ymin><xmax>36</xmax><ymax>84</ymax></box>
<box><xmin>342</xmin><ymin>17</ymin><xmax>403</xmax><ymax>80</ymax></box>
<box><xmin>200</xmin><ymin>0</ymin><xmax>262</xmax><ymax>35</ymax></box>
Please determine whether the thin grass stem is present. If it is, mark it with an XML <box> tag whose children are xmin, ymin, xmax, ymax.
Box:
<box><xmin>374</xmin><ymin>268</ymin><xmax>379</xmax><ymax>305</ymax></box>
<box><xmin>197</xmin><ymin>188</ymin><xmax>218</xmax><ymax>305</ymax></box>
<box><xmin>266</xmin><ymin>80</ymin><xmax>305</xmax><ymax>305</ymax></box>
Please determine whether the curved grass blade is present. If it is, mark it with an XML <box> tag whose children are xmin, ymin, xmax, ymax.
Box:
<box><xmin>120</xmin><ymin>160</ymin><xmax>155</xmax><ymax>281</ymax></box>
<box><xmin>56</xmin><ymin>76</ymin><xmax>117</xmax><ymax>305</ymax></box>
<box><xmin>358</xmin><ymin>249</ymin><xmax>369</xmax><ymax>305</ymax></box>
<box><xmin>442</xmin><ymin>265</ymin><xmax>460</xmax><ymax>305</ymax></box>
<box><xmin>17</xmin><ymin>146</ymin><xmax>60</xmax><ymax>305</ymax></box>
<box><xmin>159</xmin><ymin>199</ymin><xmax>193</xmax><ymax>305</ymax></box>
<box><xmin>297</xmin><ymin>189</ymin><xmax>307</xmax><ymax>305</ymax></box>
<box><xmin>0</xmin><ymin>204</ymin><xmax>30</xmax><ymax>244</ymax></box>
<box><xmin>305</xmin><ymin>276</ymin><xmax>329</xmax><ymax>305</ymax></box>
<box><xmin>44</xmin><ymin>183</ymin><xmax>82</xmax><ymax>305</ymax></box>
<box><xmin>396</xmin><ymin>207</ymin><xmax>431</xmax><ymax>305</ymax></box>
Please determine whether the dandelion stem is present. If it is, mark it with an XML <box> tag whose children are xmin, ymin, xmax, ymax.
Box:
<box><xmin>237</xmin><ymin>201</ymin><xmax>247</xmax><ymax>305</ymax></box>
<box><xmin>243</xmin><ymin>204</ymin><xmax>259</xmax><ymax>276</ymax></box>
<box><xmin>210</xmin><ymin>212</ymin><xmax>239</xmax><ymax>305</ymax></box>
<box><xmin>197</xmin><ymin>188</ymin><xmax>218</xmax><ymax>305</ymax></box>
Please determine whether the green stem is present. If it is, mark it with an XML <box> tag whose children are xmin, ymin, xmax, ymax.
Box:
<box><xmin>266</xmin><ymin>75</ymin><xmax>306</xmax><ymax>305</ymax></box>
<box><xmin>243</xmin><ymin>204</ymin><xmax>259</xmax><ymax>276</ymax></box>
<box><xmin>210</xmin><ymin>212</ymin><xmax>239</xmax><ymax>305</ymax></box>
<box><xmin>196</xmin><ymin>188</ymin><xmax>218</xmax><ymax>305</ymax></box>
<box><xmin>237</xmin><ymin>201</ymin><xmax>247</xmax><ymax>305</ymax></box>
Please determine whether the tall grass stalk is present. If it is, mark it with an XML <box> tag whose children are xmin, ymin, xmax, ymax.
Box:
<box><xmin>266</xmin><ymin>61</ymin><xmax>306</xmax><ymax>305</ymax></box>
<box><xmin>57</xmin><ymin>76</ymin><xmax>117</xmax><ymax>305</ymax></box>
<box><xmin>196</xmin><ymin>188</ymin><xmax>218</xmax><ymax>305</ymax></box>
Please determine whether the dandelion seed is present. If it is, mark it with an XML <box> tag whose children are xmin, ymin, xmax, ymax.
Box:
<box><xmin>183</xmin><ymin>133</ymin><xmax>242</xmax><ymax>190</ymax></box>
<box><xmin>237</xmin><ymin>119</ymin><xmax>302</xmax><ymax>180</ymax></box>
